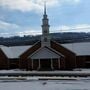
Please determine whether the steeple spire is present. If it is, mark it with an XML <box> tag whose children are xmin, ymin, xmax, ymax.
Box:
<box><xmin>44</xmin><ymin>1</ymin><xmax>46</xmax><ymax>15</ymax></box>
<box><xmin>41</xmin><ymin>2</ymin><xmax>50</xmax><ymax>47</ymax></box>
<box><xmin>43</xmin><ymin>1</ymin><xmax>47</xmax><ymax>19</ymax></box>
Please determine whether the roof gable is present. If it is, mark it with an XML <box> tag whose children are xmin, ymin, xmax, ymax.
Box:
<box><xmin>0</xmin><ymin>46</ymin><xmax>14</xmax><ymax>58</ymax></box>
<box><xmin>0</xmin><ymin>48</ymin><xmax>8</xmax><ymax>59</ymax></box>
<box><xmin>20</xmin><ymin>41</ymin><xmax>41</xmax><ymax>59</ymax></box>
<box><xmin>51</xmin><ymin>41</ymin><xmax>76</xmax><ymax>56</ymax></box>
<box><xmin>30</xmin><ymin>46</ymin><xmax>61</xmax><ymax>59</ymax></box>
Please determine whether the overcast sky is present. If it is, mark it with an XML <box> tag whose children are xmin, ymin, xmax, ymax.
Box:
<box><xmin>0</xmin><ymin>0</ymin><xmax>90</xmax><ymax>37</ymax></box>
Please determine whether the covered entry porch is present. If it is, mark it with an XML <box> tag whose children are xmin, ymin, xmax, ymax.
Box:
<box><xmin>31</xmin><ymin>58</ymin><xmax>61</xmax><ymax>70</ymax></box>
<box><xmin>28</xmin><ymin>47</ymin><xmax>65</xmax><ymax>70</ymax></box>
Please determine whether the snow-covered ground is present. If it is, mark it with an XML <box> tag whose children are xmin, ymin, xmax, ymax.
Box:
<box><xmin>0</xmin><ymin>69</ymin><xmax>90</xmax><ymax>90</ymax></box>
<box><xmin>0</xmin><ymin>79</ymin><xmax>90</xmax><ymax>90</ymax></box>
<box><xmin>1</xmin><ymin>69</ymin><xmax>90</xmax><ymax>74</ymax></box>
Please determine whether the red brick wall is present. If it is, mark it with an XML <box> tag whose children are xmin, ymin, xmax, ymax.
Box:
<box><xmin>9</xmin><ymin>59</ymin><xmax>19</xmax><ymax>69</ymax></box>
<box><xmin>20</xmin><ymin>41</ymin><xmax>41</xmax><ymax>69</ymax></box>
<box><xmin>60</xmin><ymin>57</ymin><xmax>65</xmax><ymax>70</ymax></box>
<box><xmin>53</xmin><ymin>59</ymin><xmax>59</xmax><ymax>69</ymax></box>
<box><xmin>51</xmin><ymin>41</ymin><xmax>76</xmax><ymax>70</ymax></box>
<box><xmin>27</xmin><ymin>58</ymin><xmax>32</xmax><ymax>70</ymax></box>
<box><xmin>76</xmin><ymin>56</ymin><xmax>90</xmax><ymax>68</ymax></box>
<box><xmin>0</xmin><ymin>49</ymin><xmax>9</xmax><ymax>69</ymax></box>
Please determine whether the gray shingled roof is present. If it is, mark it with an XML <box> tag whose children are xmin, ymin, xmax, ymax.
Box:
<box><xmin>0</xmin><ymin>45</ymin><xmax>32</xmax><ymax>59</ymax></box>
<box><xmin>0</xmin><ymin>42</ymin><xmax>90</xmax><ymax>59</ymax></box>
<box><xmin>62</xmin><ymin>42</ymin><xmax>90</xmax><ymax>56</ymax></box>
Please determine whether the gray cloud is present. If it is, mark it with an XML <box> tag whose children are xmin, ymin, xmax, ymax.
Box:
<box><xmin>0</xmin><ymin>0</ymin><xmax>80</xmax><ymax>12</ymax></box>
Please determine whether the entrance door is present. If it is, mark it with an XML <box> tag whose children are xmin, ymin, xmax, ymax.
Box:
<box><xmin>40</xmin><ymin>59</ymin><xmax>51</xmax><ymax>70</ymax></box>
<box><xmin>9</xmin><ymin>63</ymin><xmax>18</xmax><ymax>69</ymax></box>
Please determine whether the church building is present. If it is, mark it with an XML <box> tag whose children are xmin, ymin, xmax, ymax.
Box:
<box><xmin>19</xmin><ymin>4</ymin><xmax>76</xmax><ymax>70</ymax></box>
<box><xmin>0</xmin><ymin>4</ymin><xmax>90</xmax><ymax>70</ymax></box>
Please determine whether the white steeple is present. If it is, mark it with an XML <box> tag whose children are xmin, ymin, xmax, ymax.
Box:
<box><xmin>41</xmin><ymin>2</ymin><xmax>50</xmax><ymax>47</ymax></box>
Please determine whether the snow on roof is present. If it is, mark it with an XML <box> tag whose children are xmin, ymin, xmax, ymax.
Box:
<box><xmin>0</xmin><ymin>45</ymin><xmax>32</xmax><ymax>59</ymax></box>
<box><xmin>0</xmin><ymin>45</ymin><xmax>14</xmax><ymax>58</ymax></box>
<box><xmin>0</xmin><ymin>42</ymin><xmax>90</xmax><ymax>59</ymax></box>
<box><xmin>9</xmin><ymin>45</ymin><xmax>32</xmax><ymax>58</ymax></box>
<box><xmin>62</xmin><ymin>42</ymin><xmax>90</xmax><ymax>56</ymax></box>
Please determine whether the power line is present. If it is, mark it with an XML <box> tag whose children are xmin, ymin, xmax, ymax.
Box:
<box><xmin>0</xmin><ymin>27</ymin><xmax>90</xmax><ymax>36</ymax></box>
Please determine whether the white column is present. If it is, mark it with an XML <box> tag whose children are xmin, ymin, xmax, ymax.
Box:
<box><xmin>32</xmin><ymin>59</ymin><xmax>33</xmax><ymax>69</ymax></box>
<box><xmin>51</xmin><ymin>58</ymin><xmax>53</xmax><ymax>70</ymax></box>
<box><xmin>58</xmin><ymin>58</ymin><xmax>60</xmax><ymax>69</ymax></box>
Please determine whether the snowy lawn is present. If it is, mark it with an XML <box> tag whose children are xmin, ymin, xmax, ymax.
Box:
<box><xmin>0</xmin><ymin>80</ymin><xmax>90</xmax><ymax>90</ymax></box>
<box><xmin>0</xmin><ymin>69</ymin><xmax>90</xmax><ymax>90</ymax></box>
